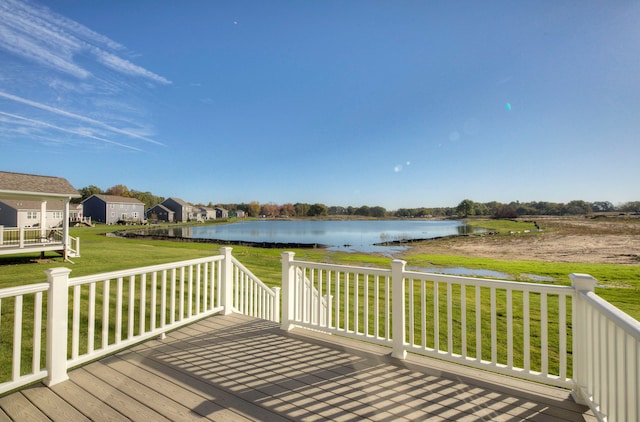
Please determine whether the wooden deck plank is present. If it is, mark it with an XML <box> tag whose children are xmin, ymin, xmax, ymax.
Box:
<box><xmin>101</xmin><ymin>355</ymin><xmax>253</xmax><ymax>422</ymax></box>
<box><xmin>49</xmin><ymin>378</ymin><xmax>128</xmax><ymax>421</ymax></box>
<box><xmin>87</xmin><ymin>359</ymin><xmax>210</xmax><ymax>422</ymax></box>
<box><xmin>70</xmin><ymin>366</ymin><xmax>173</xmax><ymax>421</ymax></box>
<box><xmin>0</xmin><ymin>392</ymin><xmax>49</xmax><ymax>422</ymax></box>
<box><xmin>120</xmin><ymin>340</ymin><xmax>290</xmax><ymax>421</ymax></box>
<box><xmin>0</xmin><ymin>313</ymin><xmax>595</xmax><ymax>421</ymax></box>
<box><xmin>20</xmin><ymin>384</ymin><xmax>89</xmax><ymax>421</ymax></box>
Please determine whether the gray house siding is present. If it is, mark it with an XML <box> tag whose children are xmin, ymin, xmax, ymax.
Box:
<box><xmin>0</xmin><ymin>201</ymin><xmax>18</xmax><ymax>227</ymax></box>
<box><xmin>83</xmin><ymin>195</ymin><xmax>144</xmax><ymax>225</ymax></box>
<box><xmin>161</xmin><ymin>198</ymin><xmax>195</xmax><ymax>223</ymax></box>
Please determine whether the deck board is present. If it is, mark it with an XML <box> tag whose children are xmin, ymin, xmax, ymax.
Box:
<box><xmin>0</xmin><ymin>313</ymin><xmax>595</xmax><ymax>421</ymax></box>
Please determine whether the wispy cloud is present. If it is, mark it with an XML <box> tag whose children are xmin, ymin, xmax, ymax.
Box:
<box><xmin>0</xmin><ymin>111</ymin><xmax>143</xmax><ymax>151</ymax></box>
<box><xmin>97</xmin><ymin>51</ymin><xmax>171</xmax><ymax>85</ymax></box>
<box><xmin>0</xmin><ymin>0</ymin><xmax>170</xmax><ymax>84</ymax></box>
<box><xmin>0</xmin><ymin>91</ymin><xmax>164</xmax><ymax>146</ymax></box>
<box><xmin>0</xmin><ymin>0</ymin><xmax>171</xmax><ymax>152</ymax></box>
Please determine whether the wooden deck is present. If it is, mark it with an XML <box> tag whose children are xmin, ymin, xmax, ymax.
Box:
<box><xmin>0</xmin><ymin>313</ymin><xmax>595</xmax><ymax>421</ymax></box>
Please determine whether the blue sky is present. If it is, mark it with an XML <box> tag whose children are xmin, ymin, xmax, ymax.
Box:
<box><xmin>1</xmin><ymin>0</ymin><xmax>638</xmax><ymax>209</ymax></box>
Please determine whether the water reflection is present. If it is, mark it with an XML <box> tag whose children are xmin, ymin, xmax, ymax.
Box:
<box><xmin>134</xmin><ymin>220</ymin><xmax>485</xmax><ymax>254</ymax></box>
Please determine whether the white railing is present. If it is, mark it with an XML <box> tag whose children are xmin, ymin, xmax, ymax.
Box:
<box><xmin>0</xmin><ymin>282</ymin><xmax>50</xmax><ymax>392</ymax></box>
<box><xmin>0</xmin><ymin>226</ymin><xmax>80</xmax><ymax>258</ymax></box>
<box><xmin>231</xmin><ymin>255</ymin><xmax>280</xmax><ymax>322</ymax></box>
<box><xmin>572</xmin><ymin>274</ymin><xmax>640</xmax><ymax>422</ymax></box>
<box><xmin>0</xmin><ymin>247</ymin><xmax>276</xmax><ymax>394</ymax></box>
<box><xmin>281</xmin><ymin>252</ymin><xmax>640</xmax><ymax>422</ymax></box>
<box><xmin>0</xmin><ymin>226</ymin><xmax>50</xmax><ymax>247</ymax></box>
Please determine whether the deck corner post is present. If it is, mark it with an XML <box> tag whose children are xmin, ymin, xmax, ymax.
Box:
<box><xmin>220</xmin><ymin>247</ymin><xmax>234</xmax><ymax>315</ymax></box>
<box><xmin>44</xmin><ymin>267</ymin><xmax>72</xmax><ymax>386</ymax></box>
<box><xmin>272</xmin><ymin>287</ymin><xmax>281</xmax><ymax>323</ymax></box>
<box><xmin>391</xmin><ymin>259</ymin><xmax>407</xmax><ymax>360</ymax></box>
<box><xmin>569</xmin><ymin>273</ymin><xmax>597</xmax><ymax>405</ymax></box>
<box><xmin>281</xmin><ymin>251</ymin><xmax>296</xmax><ymax>331</ymax></box>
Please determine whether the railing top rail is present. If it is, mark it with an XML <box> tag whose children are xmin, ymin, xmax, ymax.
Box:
<box><xmin>403</xmin><ymin>270</ymin><xmax>575</xmax><ymax>294</ymax></box>
<box><xmin>69</xmin><ymin>255</ymin><xmax>224</xmax><ymax>286</ymax></box>
<box><xmin>290</xmin><ymin>259</ymin><xmax>392</xmax><ymax>277</ymax></box>
<box><xmin>584</xmin><ymin>290</ymin><xmax>640</xmax><ymax>339</ymax></box>
<box><xmin>0</xmin><ymin>282</ymin><xmax>49</xmax><ymax>299</ymax></box>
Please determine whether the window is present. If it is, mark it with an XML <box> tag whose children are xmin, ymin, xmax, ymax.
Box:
<box><xmin>131</xmin><ymin>212</ymin><xmax>138</xmax><ymax>219</ymax></box>
<box><xmin>27</xmin><ymin>211</ymin><xmax>37</xmax><ymax>219</ymax></box>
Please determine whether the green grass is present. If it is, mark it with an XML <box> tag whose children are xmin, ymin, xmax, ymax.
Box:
<box><xmin>465</xmin><ymin>219</ymin><xmax>539</xmax><ymax>234</ymax></box>
<box><xmin>1</xmin><ymin>222</ymin><xmax>639</xmax><ymax>386</ymax></box>
<box><xmin>1</xmin><ymin>222</ymin><xmax>639</xmax><ymax>317</ymax></box>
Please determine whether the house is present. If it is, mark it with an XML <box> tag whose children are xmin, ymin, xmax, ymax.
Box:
<box><xmin>0</xmin><ymin>199</ymin><xmax>66</xmax><ymax>228</ymax></box>
<box><xmin>0</xmin><ymin>171</ymin><xmax>80</xmax><ymax>258</ymax></box>
<box><xmin>160</xmin><ymin>198</ymin><xmax>198</xmax><ymax>223</ymax></box>
<box><xmin>215</xmin><ymin>207</ymin><xmax>229</xmax><ymax>219</ymax></box>
<box><xmin>83</xmin><ymin>194</ymin><xmax>145</xmax><ymax>224</ymax></box>
<box><xmin>145</xmin><ymin>204</ymin><xmax>175</xmax><ymax>223</ymax></box>
<box><xmin>69</xmin><ymin>203</ymin><xmax>84</xmax><ymax>223</ymax></box>
<box><xmin>199</xmin><ymin>206</ymin><xmax>217</xmax><ymax>220</ymax></box>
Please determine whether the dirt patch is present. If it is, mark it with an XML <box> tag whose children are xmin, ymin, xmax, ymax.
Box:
<box><xmin>404</xmin><ymin>216</ymin><xmax>640</xmax><ymax>265</ymax></box>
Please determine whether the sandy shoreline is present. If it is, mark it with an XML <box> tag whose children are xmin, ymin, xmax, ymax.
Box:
<box><xmin>403</xmin><ymin>216</ymin><xmax>640</xmax><ymax>265</ymax></box>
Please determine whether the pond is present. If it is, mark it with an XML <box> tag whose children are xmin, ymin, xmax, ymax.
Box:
<box><xmin>134</xmin><ymin>219</ymin><xmax>486</xmax><ymax>254</ymax></box>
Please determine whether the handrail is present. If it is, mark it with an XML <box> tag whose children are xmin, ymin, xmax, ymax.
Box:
<box><xmin>0</xmin><ymin>247</ymin><xmax>274</xmax><ymax>395</ymax></box>
<box><xmin>281</xmin><ymin>252</ymin><xmax>640</xmax><ymax>421</ymax></box>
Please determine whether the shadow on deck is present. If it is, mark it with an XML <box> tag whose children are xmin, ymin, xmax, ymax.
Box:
<box><xmin>0</xmin><ymin>313</ymin><xmax>595</xmax><ymax>421</ymax></box>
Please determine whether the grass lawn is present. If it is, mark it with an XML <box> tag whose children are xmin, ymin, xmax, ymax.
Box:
<box><xmin>1</xmin><ymin>221</ymin><xmax>638</xmax><ymax>385</ymax></box>
<box><xmin>1</xmin><ymin>221</ymin><xmax>639</xmax><ymax>319</ymax></box>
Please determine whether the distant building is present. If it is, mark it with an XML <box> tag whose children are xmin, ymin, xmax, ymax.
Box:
<box><xmin>159</xmin><ymin>198</ymin><xmax>197</xmax><ymax>223</ymax></box>
<box><xmin>228</xmin><ymin>210</ymin><xmax>245</xmax><ymax>218</ymax></box>
<box><xmin>215</xmin><ymin>207</ymin><xmax>229</xmax><ymax>219</ymax></box>
<box><xmin>145</xmin><ymin>204</ymin><xmax>175</xmax><ymax>223</ymax></box>
<box><xmin>199</xmin><ymin>206</ymin><xmax>217</xmax><ymax>220</ymax></box>
<box><xmin>0</xmin><ymin>199</ymin><xmax>66</xmax><ymax>228</ymax></box>
<box><xmin>83</xmin><ymin>194</ymin><xmax>145</xmax><ymax>224</ymax></box>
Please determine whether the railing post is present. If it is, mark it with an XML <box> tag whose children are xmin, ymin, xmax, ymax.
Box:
<box><xmin>220</xmin><ymin>247</ymin><xmax>234</xmax><ymax>315</ymax></box>
<box><xmin>391</xmin><ymin>259</ymin><xmax>407</xmax><ymax>360</ymax></box>
<box><xmin>281</xmin><ymin>251</ymin><xmax>296</xmax><ymax>331</ymax></box>
<box><xmin>19</xmin><ymin>226</ymin><xmax>24</xmax><ymax>249</ymax></box>
<box><xmin>0</xmin><ymin>225</ymin><xmax>3</xmax><ymax>246</ymax></box>
<box><xmin>570</xmin><ymin>273</ymin><xmax>597</xmax><ymax>405</ymax></box>
<box><xmin>272</xmin><ymin>287</ymin><xmax>281</xmax><ymax>323</ymax></box>
<box><xmin>44</xmin><ymin>267</ymin><xmax>71</xmax><ymax>386</ymax></box>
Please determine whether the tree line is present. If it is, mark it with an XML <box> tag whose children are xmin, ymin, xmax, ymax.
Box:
<box><xmin>73</xmin><ymin>184</ymin><xmax>639</xmax><ymax>219</ymax></box>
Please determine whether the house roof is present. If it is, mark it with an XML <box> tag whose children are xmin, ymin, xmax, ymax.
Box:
<box><xmin>84</xmin><ymin>194</ymin><xmax>144</xmax><ymax>205</ymax></box>
<box><xmin>148</xmin><ymin>204</ymin><xmax>173</xmax><ymax>213</ymax></box>
<box><xmin>0</xmin><ymin>171</ymin><xmax>80</xmax><ymax>199</ymax></box>
<box><xmin>164</xmin><ymin>197</ymin><xmax>191</xmax><ymax>207</ymax></box>
<box><xmin>0</xmin><ymin>198</ymin><xmax>65</xmax><ymax>211</ymax></box>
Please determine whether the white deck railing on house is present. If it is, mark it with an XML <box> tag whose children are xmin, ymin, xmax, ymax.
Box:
<box><xmin>281</xmin><ymin>252</ymin><xmax>640</xmax><ymax>422</ymax></box>
<box><xmin>0</xmin><ymin>247</ymin><xmax>277</xmax><ymax>395</ymax></box>
<box><xmin>0</xmin><ymin>226</ymin><xmax>80</xmax><ymax>258</ymax></box>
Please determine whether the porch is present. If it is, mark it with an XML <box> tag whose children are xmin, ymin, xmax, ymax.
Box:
<box><xmin>0</xmin><ymin>313</ymin><xmax>593</xmax><ymax>421</ymax></box>
<box><xmin>0</xmin><ymin>171</ymin><xmax>82</xmax><ymax>260</ymax></box>
<box><xmin>0</xmin><ymin>248</ymin><xmax>637</xmax><ymax>421</ymax></box>
<box><xmin>0</xmin><ymin>226</ymin><xmax>80</xmax><ymax>258</ymax></box>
